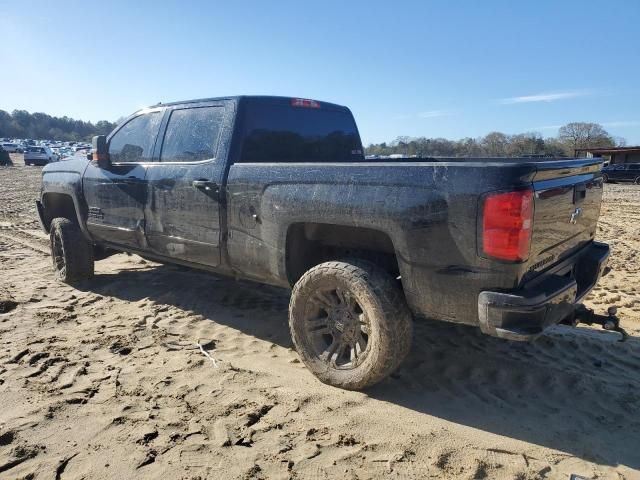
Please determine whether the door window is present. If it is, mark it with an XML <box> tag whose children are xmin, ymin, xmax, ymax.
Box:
<box><xmin>108</xmin><ymin>111</ymin><xmax>162</xmax><ymax>163</ymax></box>
<box><xmin>160</xmin><ymin>106</ymin><xmax>224</xmax><ymax>162</ymax></box>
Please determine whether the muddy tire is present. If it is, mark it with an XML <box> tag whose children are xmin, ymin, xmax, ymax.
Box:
<box><xmin>50</xmin><ymin>217</ymin><xmax>94</xmax><ymax>284</ymax></box>
<box><xmin>289</xmin><ymin>259</ymin><xmax>413</xmax><ymax>390</ymax></box>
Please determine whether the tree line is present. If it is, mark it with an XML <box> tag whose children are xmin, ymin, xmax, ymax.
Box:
<box><xmin>366</xmin><ymin>123</ymin><xmax>624</xmax><ymax>158</ymax></box>
<box><xmin>0</xmin><ymin>109</ymin><xmax>625</xmax><ymax>157</ymax></box>
<box><xmin>0</xmin><ymin>109</ymin><xmax>118</xmax><ymax>142</ymax></box>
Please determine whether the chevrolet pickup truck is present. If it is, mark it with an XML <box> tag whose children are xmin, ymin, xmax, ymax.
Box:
<box><xmin>37</xmin><ymin>96</ymin><xmax>612</xmax><ymax>389</ymax></box>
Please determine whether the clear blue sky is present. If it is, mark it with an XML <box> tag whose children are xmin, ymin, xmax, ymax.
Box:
<box><xmin>2</xmin><ymin>0</ymin><xmax>639</xmax><ymax>145</ymax></box>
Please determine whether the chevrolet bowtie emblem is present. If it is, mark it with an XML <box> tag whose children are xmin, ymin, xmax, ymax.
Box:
<box><xmin>570</xmin><ymin>207</ymin><xmax>583</xmax><ymax>224</ymax></box>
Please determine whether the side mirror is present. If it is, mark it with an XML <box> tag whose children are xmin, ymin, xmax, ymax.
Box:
<box><xmin>91</xmin><ymin>135</ymin><xmax>110</xmax><ymax>168</ymax></box>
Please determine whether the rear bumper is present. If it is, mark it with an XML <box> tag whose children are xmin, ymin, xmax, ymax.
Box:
<box><xmin>478</xmin><ymin>241</ymin><xmax>610</xmax><ymax>341</ymax></box>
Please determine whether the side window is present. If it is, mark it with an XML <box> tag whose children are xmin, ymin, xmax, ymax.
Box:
<box><xmin>108</xmin><ymin>111</ymin><xmax>162</xmax><ymax>163</ymax></box>
<box><xmin>160</xmin><ymin>106</ymin><xmax>224</xmax><ymax>162</ymax></box>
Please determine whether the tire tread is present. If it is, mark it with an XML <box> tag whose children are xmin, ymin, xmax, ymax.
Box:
<box><xmin>50</xmin><ymin>217</ymin><xmax>94</xmax><ymax>283</ymax></box>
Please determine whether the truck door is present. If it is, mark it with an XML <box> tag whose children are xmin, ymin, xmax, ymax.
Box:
<box><xmin>83</xmin><ymin>109</ymin><xmax>163</xmax><ymax>248</ymax></box>
<box><xmin>144</xmin><ymin>102</ymin><xmax>229</xmax><ymax>267</ymax></box>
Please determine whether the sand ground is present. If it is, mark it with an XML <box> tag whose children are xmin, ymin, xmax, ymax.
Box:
<box><xmin>1</xmin><ymin>158</ymin><xmax>639</xmax><ymax>479</ymax></box>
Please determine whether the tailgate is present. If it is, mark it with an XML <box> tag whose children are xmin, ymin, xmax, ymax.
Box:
<box><xmin>526</xmin><ymin>159</ymin><xmax>603</xmax><ymax>275</ymax></box>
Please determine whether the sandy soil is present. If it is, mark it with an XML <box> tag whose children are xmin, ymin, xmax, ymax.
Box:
<box><xmin>1</xmin><ymin>158</ymin><xmax>639</xmax><ymax>479</ymax></box>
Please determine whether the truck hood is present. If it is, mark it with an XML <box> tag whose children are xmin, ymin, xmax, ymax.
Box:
<box><xmin>42</xmin><ymin>156</ymin><xmax>90</xmax><ymax>175</ymax></box>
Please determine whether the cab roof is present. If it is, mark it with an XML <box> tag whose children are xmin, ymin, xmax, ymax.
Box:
<box><xmin>150</xmin><ymin>95</ymin><xmax>350</xmax><ymax>112</ymax></box>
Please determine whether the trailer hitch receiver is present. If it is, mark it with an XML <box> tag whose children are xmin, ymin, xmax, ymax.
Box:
<box><xmin>567</xmin><ymin>304</ymin><xmax>628</xmax><ymax>342</ymax></box>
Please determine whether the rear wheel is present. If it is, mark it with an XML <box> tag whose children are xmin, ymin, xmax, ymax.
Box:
<box><xmin>634</xmin><ymin>176</ymin><xmax>640</xmax><ymax>185</ymax></box>
<box><xmin>602</xmin><ymin>173</ymin><xmax>609</xmax><ymax>183</ymax></box>
<box><xmin>289</xmin><ymin>259</ymin><xmax>412</xmax><ymax>390</ymax></box>
<box><xmin>50</xmin><ymin>218</ymin><xmax>94</xmax><ymax>284</ymax></box>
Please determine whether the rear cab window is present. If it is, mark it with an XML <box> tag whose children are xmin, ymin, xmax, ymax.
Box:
<box><xmin>237</xmin><ymin>98</ymin><xmax>363</xmax><ymax>163</ymax></box>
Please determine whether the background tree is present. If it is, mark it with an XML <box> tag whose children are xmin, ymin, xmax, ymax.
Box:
<box><xmin>481</xmin><ymin>132</ymin><xmax>509</xmax><ymax>156</ymax></box>
<box><xmin>507</xmin><ymin>133</ymin><xmax>545</xmax><ymax>157</ymax></box>
<box><xmin>366</xmin><ymin>122</ymin><xmax>623</xmax><ymax>159</ymax></box>
<box><xmin>0</xmin><ymin>109</ymin><xmax>117</xmax><ymax>142</ymax></box>
<box><xmin>558</xmin><ymin>122</ymin><xmax>614</xmax><ymax>156</ymax></box>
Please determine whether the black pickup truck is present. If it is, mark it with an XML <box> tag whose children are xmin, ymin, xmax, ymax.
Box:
<box><xmin>37</xmin><ymin>96</ymin><xmax>611</xmax><ymax>389</ymax></box>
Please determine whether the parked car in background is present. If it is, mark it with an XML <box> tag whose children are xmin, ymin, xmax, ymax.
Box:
<box><xmin>58</xmin><ymin>148</ymin><xmax>76</xmax><ymax>160</ymax></box>
<box><xmin>1</xmin><ymin>142</ymin><xmax>22</xmax><ymax>153</ymax></box>
<box><xmin>602</xmin><ymin>163</ymin><xmax>640</xmax><ymax>184</ymax></box>
<box><xmin>24</xmin><ymin>146</ymin><xmax>58</xmax><ymax>166</ymax></box>
<box><xmin>0</xmin><ymin>147</ymin><xmax>12</xmax><ymax>166</ymax></box>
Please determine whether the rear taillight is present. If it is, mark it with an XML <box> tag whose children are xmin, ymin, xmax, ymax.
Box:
<box><xmin>291</xmin><ymin>98</ymin><xmax>320</xmax><ymax>108</ymax></box>
<box><xmin>482</xmin><ymin>189</ymin><xmax>534</xmax><ymax>262</ymax></box>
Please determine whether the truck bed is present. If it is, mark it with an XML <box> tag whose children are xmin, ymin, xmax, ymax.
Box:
<box><xmin>225</xmin><ymin>157</ymin><xmax>603</xmax><ymax>326</ymax></box>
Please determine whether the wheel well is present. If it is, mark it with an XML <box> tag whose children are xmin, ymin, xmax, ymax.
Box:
<box><xmin>42</xmin><ymin>193</ymin><xmax>78</xmax><ymax>230</ymax></box>
<box><xmin>285</xmin><ymin>223</ymin><xmax>400</xmax><ymax>284</ymax></box>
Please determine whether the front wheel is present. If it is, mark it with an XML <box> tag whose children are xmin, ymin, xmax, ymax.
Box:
<box><xmin>289</xmin><ymin>259</ymin><xmax>413</xmax><ymax>390</ymax></box>
<box><xmin>50</xmin><ymin>217</ymin><xmax>94</xmax><ymax>284</ymax></box>
<box><xmin>602</xmin><ymin>174</ymin><xmax>609</xmax><ymax>183</ymax></box>
<box><xmin>634</xmin><ymin>176</ymin><xmax>640</xmax><ymax>185</ymax></box>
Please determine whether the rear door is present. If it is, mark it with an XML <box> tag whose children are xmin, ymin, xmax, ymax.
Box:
<box><xmin>144</xmin><ymin>102</ymin><xmax>230</xmax><ymax>266</ymax></box>
<box><xmin>83</xmin><ymin>109</ymin><xmax>163</xmax><ymax>248</ymax></box>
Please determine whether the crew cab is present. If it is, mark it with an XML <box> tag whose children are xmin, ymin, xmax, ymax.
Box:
<box><xmin>36</xmin><ymin>96</ymin><xmax>610</xmax><ymax>389</ymax></box>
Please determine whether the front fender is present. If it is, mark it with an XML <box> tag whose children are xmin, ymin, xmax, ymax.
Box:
<box><xmin>40</xmin><ymin>161</ymin><xmax>92</xmax><ymax>239</ymax></box>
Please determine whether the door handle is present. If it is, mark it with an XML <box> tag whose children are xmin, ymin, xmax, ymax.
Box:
<box><xmin>192</xmin><ymin>180</ymin><xmax>219</xmax><ymax>192</ymax></box>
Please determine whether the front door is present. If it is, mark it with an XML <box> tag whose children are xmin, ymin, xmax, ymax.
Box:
<box><xmin>83</xmin><ymin>109</ymin><xmax>163</xmax><ymax>248</ymax></box>
<box><xmin>144</xmin><ymin>103</ymin><xmax>228</xmax><ymax>266</ymax></box>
